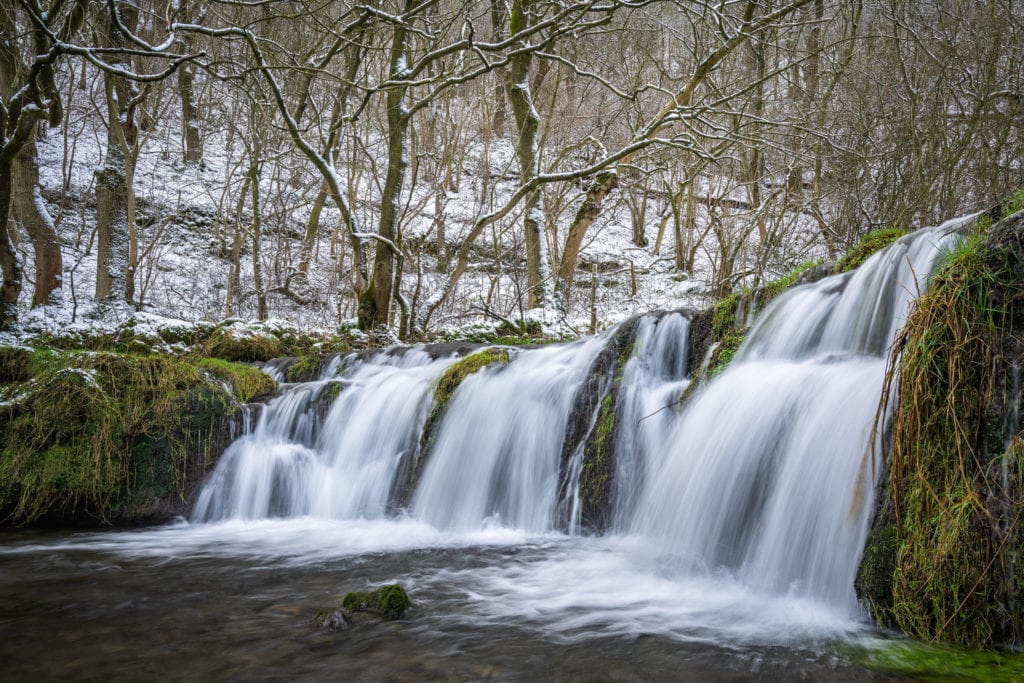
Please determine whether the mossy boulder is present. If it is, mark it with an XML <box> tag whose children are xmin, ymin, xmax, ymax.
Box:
<box><xmin>197</xmin><ymin>358</ymin><xmax>277</xmax><ymax>403</ymax></box>
<box><xmin>202</xmin><ymin>324</ymin><xmax>284</xmax><ymax>362</ymax></box>
<box><xmin>432</xmin><ymin>348</ymin><xmax>511</xmax><ymax>407</ymax></box>
<box><xmin>565</xmin><ymin>316</ymin><xmax>642</xmax><ymax>532</ymax></box>
<box><xmin>341</xmin><ymin>584</ymin><xmax>411</xmax><ymax>620</ymax></box>
<box><xmin>857</xmin><ymin>209</ymin><xmax>1024</xmax><ymax>648</ymax></box>
<box><xmin>834</xmin><ymin>227</ymin><xmax>907</xmax><ymax>274</ymax></box>
<box><xmin>0</xmin><ymin>349</ymin><xmax>268</xmax><ymax>526</ymax></box>
<box><xmin>285</xmin><ymin>353</ymin><xmax>323</xmax><ymax>383</ymax></box>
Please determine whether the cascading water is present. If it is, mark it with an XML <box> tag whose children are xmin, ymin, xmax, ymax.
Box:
<box><xmin>192</xmin><ymin>349</ymin><xmax>455</xmax><ymax>521</ymax></box>
<box><xmin>181</xmin><ymin>222</ymin><xmax>963</xmax><ymax>643</ymax></box>
<box><xmin>412</xmin><ymin>336</ymin><xmax>608</xmax><ymax>531</ymax></box>
<box><xmin>609</xmin><ymin>312</ymin><xmax>691</xmax><ymax>529</ymax></box>
<box><xmin>632</xmin><ymin>225</ymin><xmax>962</xmax><ymax>606</ymax></box>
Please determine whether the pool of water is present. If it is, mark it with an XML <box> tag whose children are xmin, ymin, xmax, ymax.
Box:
<box><xmin>0</xmin><ymin>519</ymin><xmax>909</xmax><ymax>681</ymax></box>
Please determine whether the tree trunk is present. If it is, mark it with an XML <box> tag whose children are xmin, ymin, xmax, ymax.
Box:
<box><xmin>363</xmin><ymin>0</ymin><xmax>416</xmax><ymax>330</ymax></box>
<box><xmin>0</xmin><ymin>161</ymin><xmax>22</xmax><ymax>323</ymax></box>
<box><xmin>559</xmin><ymin>171</ymin><xmax>617</xmax><ymax>292</ymax></box>
<box><xmin>177</xmin><ymin>1</ymin><xmax>202</xmax><ymax>164</ymax></box>
<box><xmin>94</xmin><ymin>145</ymin><xmax>129</xmax><ymax>302</ymax></box>
<box><xmin>249</xmin><ymin>158</ymin><xmax>267</xmax><ymax>321</ymax></box>
<box><xmin>12</xmin><ymin>137</ymin><xmax>62</xmax><ymax>306</ymax></box>
<box><xmin>507</xmin><ymin>0</ymin><xmax>554</xmax><ymax>310</ymax></box>
<box><xmin>94</xmin><ymin>5</ymin><xmax>138</xmax><ymax>305</ymax></box>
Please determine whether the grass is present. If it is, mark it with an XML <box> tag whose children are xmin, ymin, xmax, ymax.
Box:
<box><xmin>0</xmin><ymin>347</ymin><xmax>277</xmax><ymax>525</ymax></box>
<box><xmin>862</xmin><ymin>208</ymin><xmax>1024</xmax><ymax>648</ymax></box>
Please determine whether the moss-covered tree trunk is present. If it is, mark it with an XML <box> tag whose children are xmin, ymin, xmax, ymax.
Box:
<box><xmin>507</xmin><ymin>0</ymin><xmax>555</xmax><ymax>311</ymax></box>
<box><xmin>361</xmin><ymin>0</ymin><xmax>416</xmax><ymax>330</ymax></box>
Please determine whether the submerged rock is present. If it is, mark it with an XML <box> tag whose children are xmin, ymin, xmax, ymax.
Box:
<box><xmin>315</xmin><ymin>584</ymin><xmax>412</xmax><ymax>627</ymax></box>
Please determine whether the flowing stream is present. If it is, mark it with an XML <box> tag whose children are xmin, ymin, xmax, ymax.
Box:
<box><xmin>0</xmin><ymin>226</ymin><xmax>964</xmax><ymax>680</ymax></box>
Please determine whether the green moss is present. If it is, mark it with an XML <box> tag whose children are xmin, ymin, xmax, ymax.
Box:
<box><xmin>711</xmin><ymin>292</ymin><xmax>742</xmax><ymax>342</ymax></box>
<box><xmin>0</xmin><ymin>346</ymin><xmax>32</xmax><ymax>383</ymax></box>
<box><xmin>707</xmin><ymin>331</ymin><xmax>745</xmax><ymax>378</ymax></box>
<box><xmin>869</xmin><ymin>226</ymin><xmax>1024</xmax><ymax>648</ymax></box>
<box><xmin>843</xmin><ymin>641</ymin><xmax>1024</xmax><ymax>683</ymax></box>
<box><xmin>341</xmin><ymin>584</ymin><xmax>410</xmax><ymax>620</ymax></box>
<box><xmin>198</xmin><ymin>358</ymin><xmax>277</xmax><ymax>403</ymax></box>
<box><xmin>433</xmin><ymin>348</ymin><xmax>510</xmax><ymax>408</ymax></box>
<box><xmin>762</xmin><ymin>260</ymin><xmax>821</xmax><ymax>300</ymax></box>
<box><xmin>201</xmin><ymin>325</ymin><xmax>283</xmax><ymax>362</ymax></box>
<box><xmin>707</xmin><ymin>261</ymin><xmax>817</xmax><ymax>377</ymax></box>
<box><xmin>834</xmin><ymin>227</ymin><xmax>907</xmax><ymax>274</ymax></box>
<box><xmin>0</xmin><ymin>349</ymin><xmax>248</xmax><ymax>525</ymax></box>
<box><xmin>579</xmin><ymin>391</ymin><xmax>615</xmax><ymax>514</ymax></box>
<box><xmin>286</xmin><ymin>353</ymin><xmax>322</xmax><ymax>383</ymax></box>
<box><xmin>1001</xmin><ymin>188</ymin><xmax>1024</xmax><ymax>218</ymax></box>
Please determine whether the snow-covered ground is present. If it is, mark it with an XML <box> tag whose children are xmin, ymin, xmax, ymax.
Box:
<box><xmin>5</xmin><ymin>80</ymin><xmax>828</xmax><ymax>345</ymax></box>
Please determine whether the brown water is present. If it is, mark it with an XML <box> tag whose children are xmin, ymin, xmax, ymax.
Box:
<box><xmin>0</xmin><ymin>522</ymin><xmax>907</xmax><ymax>682</ymax></box>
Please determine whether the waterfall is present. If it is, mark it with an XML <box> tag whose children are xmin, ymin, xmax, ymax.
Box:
<box><xmin>192</xmin><ymin>349</ymin><xmax>454</xmax><ymax>521</ymax></box>
<box><xmin>609</xmin><ymin>312</ymin><xmax>691</xmax><ymax>529</ymax></box>
<box><xmin>191</xmin><ymin>224</ymin><xmax>961</xmax><ymax>615</ymax></box>
<box><xmin>631</xmin><ymin>226</ymin><xmax>961</xmax><ymax>606</ymax></box>
<box><xmin>412</xmin><ymin>336</ymin><xmax>608</xmax><ymax>531</ymax></box>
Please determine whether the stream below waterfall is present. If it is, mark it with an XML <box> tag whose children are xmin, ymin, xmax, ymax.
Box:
<box><xmin>0</xmin><ymin>521</ymin><xmax>911</xmax><ymax>681</ymax></box>
<box><xmin>0</xmin><ymin>224</ymin><xmax>971</xmax><ymax>680</ymax></box>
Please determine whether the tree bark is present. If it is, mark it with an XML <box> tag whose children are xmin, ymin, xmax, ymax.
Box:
<box><xmin>0</xmin><ymin>161</ymin><xmax>22</xmax><ymax>322</ymax></box>
<box><xmin>507</xmin><ymin>0</ymin><xmax>554</xmax><ymax>310</ymax></box>
<box><xmin>94</xmin><ymin>4</ymin><xmax>138</xmax><ymax>305</ymax></box>
<box><xmin>362</xmin><ymin>0</ymin><xmax>416</xmax><ymax>330</ymax></box>
<box><xmin>12</xmin><ymin>136</ymin><xmax>62</xmax><ymax>306</ymax></box>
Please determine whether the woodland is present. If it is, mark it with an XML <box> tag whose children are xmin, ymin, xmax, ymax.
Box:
<box><xmin>2</xmin><ymin>1</ymin><xmax>1024</xmax><ymax>677</ymax></box>
<box><xmin>0</xmin><ymin>0</ymin><xmax>1019</xmax><ymax>339</ymax></box>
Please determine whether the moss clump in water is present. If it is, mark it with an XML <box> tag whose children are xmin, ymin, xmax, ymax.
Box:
<box><xmin>843</xmin><ymin>640</ymin><xmax>1024</xmax><ymax>683</ymax></box>
<box><xmin>341</xmin><ymin>584</ymin><xmax>410</xmax><ymax>620</ymax></box>
<box><xmin>432</xmin><ymin>348</ymin><xmax>510</xmax><ymax>408</ymax></box>
<box><xmin>833</xmin><ymin>227</ymin><xmax>907</xmax><ymax>274</ymax></box>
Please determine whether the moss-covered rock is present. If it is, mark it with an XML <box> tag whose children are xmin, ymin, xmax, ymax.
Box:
<box><xmin>197</xmin><ymin>357</ymin><xmax>277</xmax><ymax>403</ymax></box>
<box><xmin>285</xmin><ymin>353</ymin><xmax>323</xmax><ymax>383</ymax></box>
<box><xmin>0</xmin><ymin>349</ymin><xmax>265</xmax><ymax>526</ymax></box>
<box><xmin>857</xmin><ymin>210</ymin><xmax>1024</xmax><ymax>648</ymax></box>
<box><xmin>341</xmin><ymin>584</ymin><xmax>411</xmax><ymax>620</ymax></box>
<box><xmin>568</xmin><ymin>316</ymin><xmax>642</xmax><ymax>532</ymax></box>
<box><xmin>834</xmin><ymin>227</ymin><xmax>907</xmax><ymax>274</ymax></box>
<box><xmin>202</xmin><ymin>324</ymin><xmax>284</xmax><ymax>362</ymax></box>
<box><xmin>842</xmin><ymin>640</ymin><xmax>1024</xmax><ymax>682</ymax></box>
<box><xmin>432</xmin><ymin>348</ymin><xmax>511</xmax><ymax>408</ymax></box>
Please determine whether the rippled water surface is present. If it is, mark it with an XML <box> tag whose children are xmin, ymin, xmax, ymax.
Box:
<box><xmin>0</xmin><ymin>519</ymin><xmax>910</xmax><ymax>681</ymax></box>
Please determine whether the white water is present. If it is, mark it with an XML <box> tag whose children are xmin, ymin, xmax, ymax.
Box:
<box><xmin>177</xmin><ymin>225</ymin><xmax>961</xmax><ymax>643</ymax></box>
<box><xmin>610</xmin><ymin>312</ymin><xmax>691</xmax><ymax>528</ymax></box>
<box><xmin>192</xmin><ymin>350</ymin><xmax>454</xmax><ymax>521</ymax></box>
<box><xmin>633</xmin><ymin>226</ymin><xmax>961</xmax><ymax>608</ymax></box>
<box><xmin>413</xmin><ymin>335</ymin><xmax>608</xmax><ymax>531</ymax></box>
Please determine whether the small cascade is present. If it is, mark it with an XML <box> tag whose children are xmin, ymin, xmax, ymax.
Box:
<box><xmin>412</xmin><ymin>335</ymin><xmax>609</xmax><ymax>531</ymax></box>
<box><xmin>192</xmin><ymin>350</ymin><xmax>454</xmax><ymax>521</ymax></box>
<box><xmin>631</xmin><ymin>226</ymin><xmax>961</xmax><ymax>606</ymax></box>
<box><xmin>609</xmin><ymin>312</ymin><xmax>691</xmax><ymax>529</ymax></box>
